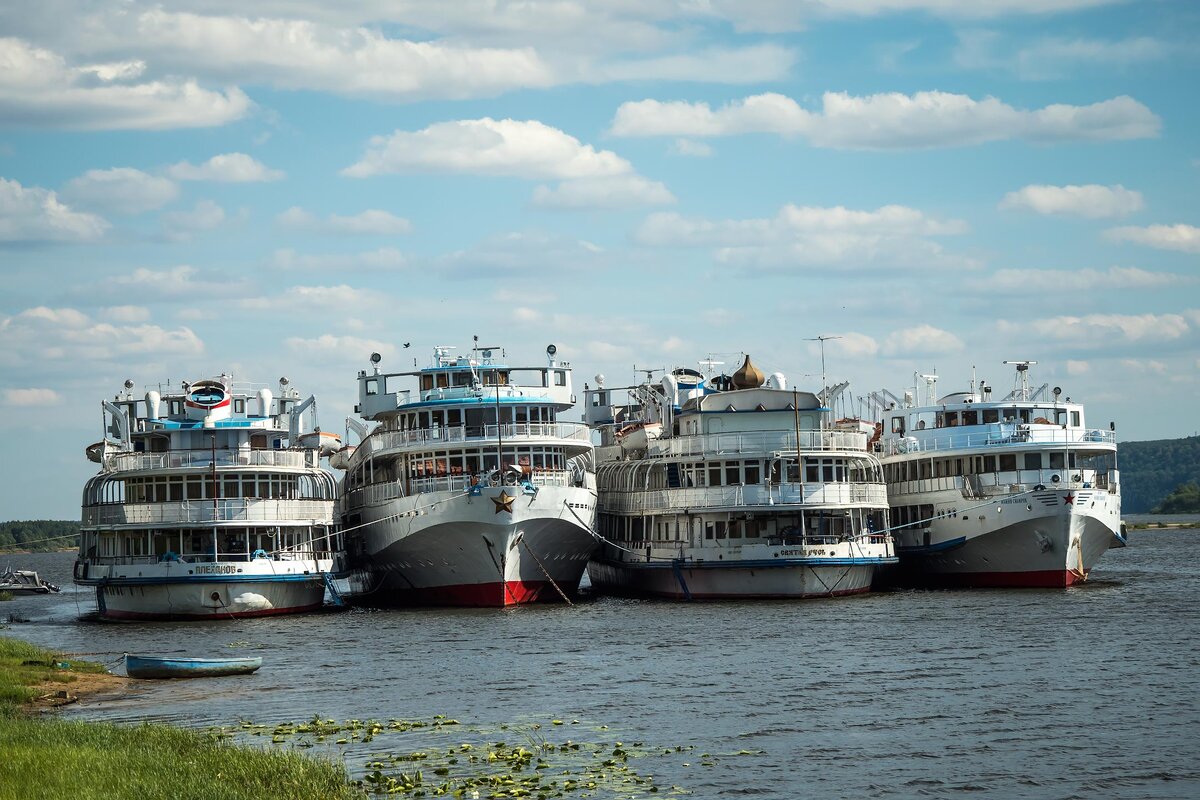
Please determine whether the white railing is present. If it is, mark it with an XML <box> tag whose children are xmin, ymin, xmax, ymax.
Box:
<box><xmin>891</xmin><ymin>468</ymin><xmax>1119</xmax><ymax>499</ymax></box>
<box><xmin>644</xmin><ymin>429</ymin><xmax>869</xmax><ymax>459</ymax></box>
<box><xmin>82</xmin><ymin>499</ymin><xmax>335</xmax><ymax>526</ymax></box>
<box><xmin>880</xmin><ymin>426</ymin><xmax>1115</xmax><ymax>457</ymax></box>
<box><xmin>105</xmin><ymin>449</ymin><xmax>314</xmax><ymax>473</ymax></box>
<box><xmin>597</xmin><ymin>482</ymin><xmax>888</xmax><ymax>514</ymax></box>
<box><xmin>84</xmin><ymin>549</ymin><xmax>333</xmax><ymax>567</ymax></box>
<box><xmin>344</xmin><ymin>469</ymin><xmax>575</xmax><ymax>509</ymax></box>
<box><xmin>361</xmin><ymin>422</ymin><xmax>591</xmax><ymax>456</ymax></box>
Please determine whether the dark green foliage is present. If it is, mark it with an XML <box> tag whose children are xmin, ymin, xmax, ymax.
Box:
<box><xmin>0</xmin><ymin>520</ymin><xmax>79</xmax><ymax>552</ymax></box>
<box><xmin>1153</xmin><ymin>481</ymin><xmax>1200</xmax><ymax>514</ymax></box>
<box><xmin>1118</xmin><ymin>436</ymin><xmax>1200</xmax><ymax>513</ymax></box>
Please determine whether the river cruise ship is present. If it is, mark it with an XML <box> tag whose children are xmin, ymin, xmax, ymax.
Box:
<box><xmin>581</xmin><ymin>356</ymin><xmax>896</xmax><ymax>599</ymax></box>
<box><xmin>336</xmin><ymin>344</ymin><xmax>597</xmax><ymax>607</ymax></box>
<box><xmin>872</xmin><ymin>361</ymin><xmax>1122</xmax><ymax>587</ymax></box>
<box><xmin>75</xmin><ymin>375</ymin><xmax>340</xmax><ymax>620</ymax></box>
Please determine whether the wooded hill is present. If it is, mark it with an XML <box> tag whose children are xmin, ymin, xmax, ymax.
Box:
<box><xmin>0</xmin><ymin>520</ymin><xmax>79</xmax><ymax>553</ymax></box>
<box><xmin>1118</xmin><ymin>435</ymin><xmax>1200</xmax><ymax>513</ymax></box>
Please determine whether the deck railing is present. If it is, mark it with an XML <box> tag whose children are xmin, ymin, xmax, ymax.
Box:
<box><xmin>597</xmin><ymin>482</ymin><xmax>888</xmax><ymax>514</ymax></box>
<box><xmin>105</xmin><ymin>449</ymin><xmax>314</xmax><ymax>472</ymax></box>
<box><xmin>879</xmin><ymin>426</ymin><xmax>1115</xmax><ymax>457</ymax></box>
<box><xmin>890</xmin><ymin>468</ymin><xmax>1119</xmax><ymax>499</ymax></box>
<box><xmin>344</xmin><ymin>469</ymin><xmax>576</xmax><ymax>508</ymax></box>
<box><xmin>360</xmin><ymin>422</ymin><xmax>591</xmax><ymax>456</ymax></box>
<box><xmin>82</xmin><ymin>499</ymin><xmax>335</xmax><ymax>526</ymax></box>
<box><xmin>644</xmin><ymin>429</ymin><xmax>869</xmax><ymax>458</ymax></box>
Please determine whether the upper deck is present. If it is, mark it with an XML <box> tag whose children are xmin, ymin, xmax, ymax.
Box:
<box><xmin>356</xmin><ymin>344</ymin><xmax>576</xmax><ymax>421</ymax></box>
<box><xmin>874</xmin><ymin>363</ymin><xmax>1116</xmax><ymax>459</ymax></box>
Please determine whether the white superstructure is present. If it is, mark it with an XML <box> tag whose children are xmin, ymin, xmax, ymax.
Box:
<box><xmin>582</xmin><ymin>356</ymin><xmax>896</xmax><ymax>599</ymax></box>
<box><xmin>336</xmin><ymin>344</ymin><xmax>597</xmax><ymax>607</ymax></box>
<box><xmin>872</xmin><ymin>361</ymin><xmax>1123</xmax><ymax>587</ymax></box>
<box><xmin>75</xmin><ymin>375</ymin><xmax>340</xmax><ymax>620</ymax></box>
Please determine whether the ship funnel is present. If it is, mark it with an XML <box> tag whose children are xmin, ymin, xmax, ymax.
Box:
<box><xmin>145</xmin><ymin>391</ymin><xmax>161</xmax><ymax>420</ymax></box>
<box><xmin>258</xmin><ymin>388</ymin><xmax>273</xmax><ymax>418</ymax></box>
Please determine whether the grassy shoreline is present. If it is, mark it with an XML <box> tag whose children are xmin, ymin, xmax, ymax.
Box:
<box><xmin>0</xmin><ymin>635</ymin><xmax>360</xmax><ymax>800</ymax></box>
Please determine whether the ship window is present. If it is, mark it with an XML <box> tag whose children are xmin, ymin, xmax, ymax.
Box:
<box><xmin>714</xmin><ymin>520</ymin><xmax>726</xmax><ymax>539</ymax></box>
<box><xmin>892</xmin><ymin>417</ymin><xmax>905</xmax><ymax>434</ymax></box>
<box><xmin>728</xmin><ymin>520</ymin><xmax>741</xmax><ymax>539</ymax></box>
<box><xmin>983</xmin><ymin>409</ymin><xmax>999</xmax><ymax>424</ymax></box>
<box><xmin>554</xmin><ymin>371</ymin><xmax>566</xmax><ymax>386</ymax></box>
<box><xmin>1025</xmin><ymin>453</ymin><xmax>1043</xmax><ymax>469</ymax></box>
<box><xmin>982</xmin><ymin>455</ymin><xmax>996</xmax><ymax>472</ymax></box>
<box><xmin>962</xmin><ymin>410</ymin><xmax>978</xmax><ymax>425</ymax></box>
<box><xmin>1071</xmin><ymin>411</ymin><xmax>1080</xmax><ymax>427</ymax></box>
<box><xmin>726</xmin><ymin>463</ymin><xmax>740</xmax><ymax>485</ymax></box>
<box><xmin>453</xmin><ymin>372</ymin><xmax>471</xmax><ymax>387</ymax></box>
<box><xmin>999</xmin><ymin>454</ymin><xmax>1017</xmax><ymax>471</ymax></box>
<box><xmin>421</xmin><ymin>375</ymin><xmax>434</xmax><ymax>391</ymax></box>
<box><xmin>745</xmin><ymin>464</ymin><xmax>761</xmax><ymax>484</ymax></box>
<box><xmin>436</xmin><ymin>373</ymin><xmax>449</xmax><ymax>388</ymax></box>
<box><xmin>365</xmin><ymin>379</ymin><xmax>378</xmax><ymax>396</ymax></box>
<box><xmin>705</xmin><ymin>521</ymin><xmax>715</xmax><ymax>540</ymax></box>
<box><xmin>233</xmin><ymin>398</ymin><xmax>245</xmax><ymax>413</ymax></box>
<box><xmin>1055</xmin><ymin>409</ymin><xmax>1067</xmax><ymax>426</ymax></box>
<box><xmin>708</xmin><ymin>465</ymin><xmax>722</xmax><ymax>486</ymax></box>
<box><xmin>1049</xmin><ymin>452</ymin><xmax>1065</xmax><ymax>469</ymax></box>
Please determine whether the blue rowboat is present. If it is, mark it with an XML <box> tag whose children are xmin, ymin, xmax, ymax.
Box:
<box><xmin>125</xmin><ymin>654</ymin><xmax>263</xmax><ymax>679</ymax></box>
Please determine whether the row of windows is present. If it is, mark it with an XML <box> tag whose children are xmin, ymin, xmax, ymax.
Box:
<box><xmin>346</xmin><ymin>447</ymin><xmax>568</xmax><ymax>488</ymax></box>
<box><xmin>382</xmin><ymin>404</ymin><xmax>557</xmax><ymax>433</ymax></box>
<box><xmin>598</xmin><ymin>457</ymin><xmax>882</xmax><ymax>492</ymax></box>
<box><xmin>365</xmin><ymin>370</ymin><xmax>567</xmax><ymax>396</ymax></box>
<box><xmin>891</xmin><ymin>407</ymin><xmax>1081</xmax><ymax>434</ymax></box>
<box><xmin>884</xmin><ymin>451</ymin><xmax>1086</xmax><ymax>482</ymax></box>
<box><xmin>85</xmin><ymin>472</ymin><xmax>335</xmax><ymax>505</ymax></box>
<box><xmin>597</xmin><ymin>509</ymin><xmax>883</xmax><ymax>543</ymax></box>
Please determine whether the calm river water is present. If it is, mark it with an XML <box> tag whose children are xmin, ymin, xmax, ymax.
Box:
<box><xmin>6</xmin><ymin>529</ymin><xmax>1199</xmax><ymax>799</ymax></box>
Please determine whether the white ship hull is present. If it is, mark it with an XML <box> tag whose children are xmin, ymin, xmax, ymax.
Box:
<box><xmin>343</xmin><ymin>484</ymin><xmax>598</xmax><ymax>607</ymax></box>
<box><xmin>76</xmin><ymin>560</ymin><xmax>332</xmax><ymax>620</ymax></box>
<box><xmin>885</xmin><ymin>487</ymin><xmax>1121</xmax><ymax>588</ymax></box>
<box><xmin>588</xmin><ymin>539</ymin><xmax>895</xmax><ymax>600</ymax></box>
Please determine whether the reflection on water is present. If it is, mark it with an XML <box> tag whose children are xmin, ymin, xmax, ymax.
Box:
<box><xmin>6</xmin><ymin>531</ymin><xmax>1200</xmax><ymax>799</ymax></box>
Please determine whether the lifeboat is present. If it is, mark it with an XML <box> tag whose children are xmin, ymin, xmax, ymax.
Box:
<box><xmin>616</xmin><ymin>421</ymin><xmax>662</xmax><ymax>453</ymax></box>
<box><xmin>297</xmin><ymin>430</ymin><xmax>343</xmax><ymax>456</ymax></box>
<box><xmin>328</xmin><ymin>445</ymin><xmax>356</xmax><ymax>471</ymax></box>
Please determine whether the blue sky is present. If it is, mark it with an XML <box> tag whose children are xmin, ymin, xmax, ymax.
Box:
<box><xmin>1</xmin><ymin>0</ymin><xmax>1197</xmax><ymax>520</ymax></box>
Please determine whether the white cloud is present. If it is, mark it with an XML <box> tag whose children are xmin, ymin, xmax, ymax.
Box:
<box><xmin>101</xmin><ymin>305</ymin><xmax>151</xmax><ymax>323</ymax></box>
<box><xmin>635</xmin><ymin>204</ymin><xmax>972</xmax><ymax>271</ymax></box>
<box><xmin>1</xmin><ymin>388</ymin><xmax>62</xmax><ymax>406</ymax></box>
<box><xmin>0</xmin><ymin>176</ymin><xmax>108</xmax><ymax>242</ymax></box>
<box><xmin>669</xmin><ymin>138</ymin><xmax>714</xmax><ymax>157</ymax></box>
<box><xmin>1066</xmin><ymin>360</ymin><xmax>1090</xmax><ymax>375</ymax></box>
<box><xmin>989</xmin><ymin>266</ymin><xmax>1186</xmax><ymax>293</ymax></box>
<box><xmin>595</xmin><ymin>44</ymin><xmax>795</xmax><ymax>84</ymax></box>
<box><xmin>956</xmin><ymin>31</ymin><xmax>1169</xmax><ymax>80</ymax></box>
<box><xmin>270</xmin><ymin>248</ymin><xmax>408</xmax><ymax>272</ymax></box>
<box><xmin>276</xmin><ymin>207</ymin><xmax>411</xmax><ymax>235</ymax></box>
<box><xmin>161</xmin><ymin>200</ymin><xmax>226</xmax><ymax>240</ymax></box>
<box><xmin>132</xmin><ymin>9</ymin><xmax>555</xmax><ymax>102</ymax></box>
<box><xmin>0</xmin><ymin>37</ymin><xmax>250</xmax><ymax>130</ymax></box>
<box><xmin>0</xmin><ymin>305</ymin><xmax>203</xmax><ymax>368</ymax></box>
<box><xmin>1119</xmin><ymin>358</ymin><xmax>1167</xmax><ymax>375</ymax></box>
<box><xmin>610</xmin><ymin>91</ymin><xmax>1160</xmax><ymax>149</ymax></box>
<box><xmin>882</xmin><ymin>325</ymin><xmax>965</xmax><ymax>357</ymax></box>
<box><xmin>245</xmin><ymin>284</ymin><xmax>381</xmax><ymax>312</ymax></box>
<box><xmin>830</xmin><ymin>332</ymin><xmax>880</xmax><ymax>358</ymax></box>
<box><xmin>1105</xmin><ymin>224</ymin><xmax>1200</xmax><ymax>254</ymax></box>
<box><xmin>61</xmin><ymin>167</ymin><xmax>179</xmax><ymax>215</ymax></box>
<box><xmin>167</xmin><ymin>153</ymin><xmax>284</xmax><ymax>182</ymax></box>
<box><xmin>283</xmin><ymin>334</ymin><xmax>397</xmax><ymax>363</ymax></box>
<box><xmin>999</xmin><ymin>184</ymin><xmax>1143</xmax><ymax>218</ymax></box>
<box><xmin>343</xmin><ymin>118</ymin><xmax>632</xmax><ymax>179</ymax></box>
<box><xmin>90</xmin><ymin>265</ymin><xmax>249</xmax><ymax>303</ymax></box>
<box><xmin>531</xmin><ymin>175</ymin><xmax>675</xmax><ymax>210</ymax></box>
<box><xmin>999</xmin><ymin>312</ymin><xmax>1190</xmax><ymax>344</ymax></box>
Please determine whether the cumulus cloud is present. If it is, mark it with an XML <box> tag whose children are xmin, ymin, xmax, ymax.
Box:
<box><xmin>270</xmin><ymin>247</ymin><xmax>408</xmax><ymax>272</ymax></box>
<box><xmin>102</xmin><ymin>305</ymin><xmax>151</xmax><ymax>323</ymax></box>
<box><xmin>531</xmin><ymin>175</ymin><xmax>675</xmax><ymax>210</ymax></box>
<box><xmin>999</xmin><ymin>184</ymin><xmax>1143</xmax><ymax>218</ymax></box>
<box><xmin>829</xmin><ymin>332</ymin><xmax>880</xmax><ymax>358</ymax></box>
<box><xmin>0</xmin><ymin>176</ymin><xmax>108</xmax><ymax>242</ymax></box>
<box><xmin>343</xmin><ymin>118</ymin><xmax>632</xmax><ymax>179</ymax></box>
<box><xmin>61</xmin><ymin>167</ymin><xmax>179</xmax><ymax>215</ymax></box>
<box><xmin>131</xmin><ymin>9</ymin><xmax>555</xmax><ymax>102</ymax></box>
<box><xmin>1066</xmin><ymin>360</ymin><xmax>1090</xmax><ymax>375</ymax></box>
<box><xmin>84</xmin><ymin>265</ymin><xmax>250</xmax><ymax>303</ymax></box>
<box><xmin>244</xmin><ymin>284</ymin><xmax>381</xmax><ymax>312</ymax></box>
<box><xmin>882</xmin><ymin>325</ymin><xmax>965</xmax><ymax>357</ymax></box>
<box><xmin>167</xmin><ymin>153</ymin><xmax>284</xmax><ymax>182</ymax></box>
<box><xmin>161</xmin><ymin>200</ymin><xmax>226</xmax><ymax>240</ymax></box>
<box><xmin>610</xmin><ymin>91</ymin><xmax>1160</xmax><ymax>149</ymax></box>
<box><xmin>1105</xmin><ymin>224</ymin><xmax>1200</xmax><ymax>254</ymax></box>
<box><xmin>276</xmin><ymin>207</ymin><xmax>412</xmax><ymax>235</ymax></box>
<box><xmin>1</xmin><ymin>387</ymin><xmax>62</xmax><ymax>406</ymax></box>
<box><xmin>0</xmin><ymin>305</ymin><xmax>203</xmax><ymax>368</ymax></box>
<box><xmin>283</xmin><ymin>333</ymin><xmax>397</xmax><ymax>363</ymax></box>
<box><xmin>669</xmin><ymin>138</ymin><xmax>714</xmax><ymax>157</ymax></box>
<box><xmin>989</xmin><ymin>266</ymin><xmax>1186</xmax><ymax>293</ymax></box>
<box><xmin>998</xmin><ymin>312</ymin><xmax>1190</xmax><ymax>344</ymax></box>
<box><xmin>635</xmin><ymin>204</ymin><xmax>973</xmax><ymax>271</ymax></box>
<box><xmin>0</xmin><ymin>37</ymin><xmax>250</xmax><ymax>130</ymax></box>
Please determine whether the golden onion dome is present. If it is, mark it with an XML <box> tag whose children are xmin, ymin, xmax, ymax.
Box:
<box><xmin>731</xmin><ymin>355</ymin><xmax>764</xmax><ymax>389</ymax></box>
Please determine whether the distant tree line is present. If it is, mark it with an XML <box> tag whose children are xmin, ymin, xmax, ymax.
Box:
<box><xmin>1118</xmin><ymin>436</ymin><xmax>1200</xmax><ymax>513</ymax></box>
<box><xmin>0</xmin><ymin>520</ymin><xmax>80</xmax><ymax>553</ymax></box>
<box><xmin>1152</xmin><ymin>482</ymin><xmax>1200</xmax><ymax>514</ymax></box>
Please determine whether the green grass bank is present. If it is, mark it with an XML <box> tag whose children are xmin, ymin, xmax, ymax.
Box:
<box><xmin>0</xmin><ymin>635</ymin><xmax>360</xmax><ymax>800</ymax></box>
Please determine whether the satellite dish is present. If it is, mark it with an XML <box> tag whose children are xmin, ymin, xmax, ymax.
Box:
<box><xmin>595</xmin><ymin>373</ymin><xmax>605</xmax><ymax>387</ymax></box>
<box><xmin>547</xmin><ymin>344</ymin><xmax>557</xmax><ymax>356</ymax></box>
<box><xmin>370</xmin><ymin>353</ymin><xmax>382</xmax><ymax>364</ymax></box>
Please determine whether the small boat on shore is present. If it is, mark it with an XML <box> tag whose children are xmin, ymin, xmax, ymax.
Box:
<box><xmin>0</xmin><ymin>568</ymin><xmax>60</xmax><ymax>595</ymax></box>
<box><xmin>125</xmin><ymin>654</ymin><xmax>263</xmax><ymax>679</ymax></box>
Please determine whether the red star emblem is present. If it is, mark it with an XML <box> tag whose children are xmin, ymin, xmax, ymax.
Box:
<box><xmin>1063</xmin><ymin>493</ymin><xmax>1074</xmax><ymax>505</ymax></box>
